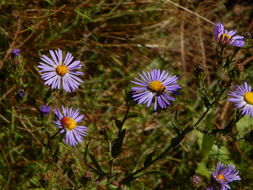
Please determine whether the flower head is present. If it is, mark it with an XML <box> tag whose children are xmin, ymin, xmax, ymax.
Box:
<box><xmin>40</xmin><ymin>105</ymin><xmax>51</xmax><ymax>116</ymax></box>
<box><xmin>212</xmin><ymin>162</ymin><xmax>241</xmax><ymax>190</ymax></box>
<box><xmin>206</xmin><ymin>186</ymin><xmax>216</xmax><ymax>190</ymax></box>
<box><xmin>206</xmin><ymin>187</ymin><xmax>216</xmax><ymax>190</ymax></box>
<box><xmin>16</xmin><ymin>89</ymin><xmax>25</xmax><ymax>98</ymax></box>
<box><xmin>53</xmin><ymin>106</ymin><xmax>87</xmax><ymax>146</ymax></box>
<box><xmin>131</xmin><ymin>69</ymin><xmax>180</xmax><ymax>110</ymax></box>
<box><xmin>38</xmin><ymin>49</ymin><xmax>84</xmax><ymax>92</ymax></box>
<box><xmin>191</xmin><ymin>175</ymin><xmax>201</xmax><ymax>186</ymax></box>
<box><xmin>228</xmin><ymin>82</ymin><xmax>253</xmax><ymax>116</ymax></box>
<box><xmin>214</xmin><ymin>22</ymin><xmax>245</xmax><ymax>47</ymax></box>
<box><xmin>11</xmin><ymin>49</ymin><xmax>21</xmax><ymax>57</ymax></box>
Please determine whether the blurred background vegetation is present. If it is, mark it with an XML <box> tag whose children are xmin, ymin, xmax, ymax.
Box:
<box><xmin>0</xmin><ymin>0</ymin><xmax>253</xmax><ymax>189</ymax></box>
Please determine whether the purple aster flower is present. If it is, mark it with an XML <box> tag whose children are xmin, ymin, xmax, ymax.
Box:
<box><xmin>191</xmin><ymin>175</ymin><xmax>201</xmax><ymax>186</ymax></box>
<box><xmin>228</xmin><ymin>82</ymin><xmax>253</xmax><ymax>116</ymax></box>
<box><xmin>131</xmin><ymin>69</ymin><xmax>180</xmax><ymax>110</ymax></box>
<box><xmin>212</xmin><ymin>162</ymin><xmax>241</xmax><ymax>190</ymax></box>
<box><xmin>40</xmin><ymin>105</ymin><xmax>51</xmax><ymax>116</ymax></box>
<box><xmin>38</xmin><ymin>49</ymin><xmax>84</xmax><ymax>92</ymax></box>
<box><xmin>11</xmin><ymin>49</ymin><xmax>21</xmax><ymax>57</ymax></box>
<box><xmin>16</xmin><ymin>89</ymin><xmax>25</xmax><ymax>98</ymax></box>
<box><xmin>214</xmin><ymin>22</ymin><xmax>245</xmax><ymax>47</ymax></box>
<box><xmin>206</xmin><ymin>187</ymin><xmax>216</xmax><ymax>190</ymax></box>
<box><xmin>53</xmin><ymin>106</ymin><xmax>87</xmax><ymax>146</ymax></box>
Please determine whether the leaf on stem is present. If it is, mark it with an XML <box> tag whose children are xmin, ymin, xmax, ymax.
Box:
<box><xmin>114</xmin><ymin>119</ymin><xmax>122</xmax><ymax>129</ymax></box>
<box><xmin>144</xmin><ymin>152</ymin><xmax>153</xmax><ymax>167</ymax></box>
<box><xmin>111</xmin><ymin>129</ymin><xmax>126</xmax><ymax>158</ymax></box>
<box><xmin>89</xmin><ymin>153</ymin><xmax>104</xmax><ymax>175</ymax></box>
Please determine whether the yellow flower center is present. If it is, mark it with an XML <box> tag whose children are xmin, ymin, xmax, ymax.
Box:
<box><xmin>218</xmin><ymin>33</ymin><xmax>232</xmax><ymax>44</ymax></box>
<box><xmin>244</xmin><ymin>92</ymin><xmax>253</xmax><ymax>105</ymax></box>
<box><xmin>61</xmin><ymin>117</ymin><xmax>77</xmax><ymax>130</ymax></box>
<box><xmin>148</xmin><ymin>81</ymin><xmax>165</xmax><ymax>93</ymax></box>
<box><xmin>216</xmin><ymin>174</ymin><xmax>225</xmax><ymax>181</ymax></box>
<box><xmin>56</xmin><ymin>65</ymin><xmax>68</xmax><ymax>76</ymax></box>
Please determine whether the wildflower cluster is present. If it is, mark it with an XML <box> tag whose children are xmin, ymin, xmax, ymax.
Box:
<box><xmin>6</xmin><ymin>18</ymin><xmax>250</xmax><ymax>189</ymax></box>
<box><xmin>37</xmin><ymin>49</ymin><xmax>87</xmax><ymax>146</ymax></box>
<box><xmin>33</xmin><ymin>22</ymin><xmax>246</xmax><ymax>185</ymax></box>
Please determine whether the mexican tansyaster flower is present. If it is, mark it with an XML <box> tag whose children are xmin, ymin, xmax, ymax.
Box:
<box><xmin>16</xmin><ymin>89</ymin><xmax>25</xmax><ymax>98</ymax></box>
<box><xmin>40</xmin><ymin>105</ymin><xmax>51</xmax><ymax>116</ymax></box>
<box><xmin>38</xmin><ymin>49</ymin><xmax>84</xmax><ymax>92</ymax></box>
<box><xmin>191</xmin><ymin>175</ymin><xmax>201</xmax><ymax>186</ymax></box>
<box><xmin>212</xmin><ymin>162</ymin><xmax>241</xmax><ymax>190</ymax></box>
<box><xmin>206</xmin><ymin>187</ymin><xmax>216</xmax><ymax>190</ymax></box>
<box><xmin>214</xmin><ymin>22</ymin><xmax>245</xmax><ymax>47</ymax></box>
<box><xmin>131</xmin><ymin>69</ymin><xmax>180</xmax><ymax>110</ymax></box>
<box><xmin>53</xmin><ymin>106</ymin><xmax>87</xmax><ymax>146</ymax></box>
<box><xmin>11</xmin><ymin>49</ymin><xmax>21</xmax><ymax>57</ymax></box>
<box><xmin>228</xmin><ymin>82</ymin><xmax>253</xmax><ymax>117</ymax></box>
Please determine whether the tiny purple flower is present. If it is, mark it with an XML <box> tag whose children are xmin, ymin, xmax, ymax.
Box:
<box><xmin>214</xmin><ymin>22</ymin><xmax>245</xmax><ymax>47</ymax></box>
<box><xmin>206</xmin><ymin>187</ymin><xmax>216</xmax><ymax>190</ymax></box>
<box><xmin>16</xmin><ymin>90</ymin><xmax>25</xmax><ymax>98</ymax></box>
<box><xmin>38</xmin><ymin>49</ymin><xmax>84</xmax><ymax>92</ymax></box>
<box><xmin>11</xmin><ymin>49</ymin><xmax>21</xmax><ymax>57</ymax></box>
<box><xmin>228</xmin><ymin>82</ymin><xmax>253</xmax><ymax>117</ymax></box>
<box><xmin>40</xmin><ymin>105</ymin><xmax>51</xmax><ymax>116</ymax></box>
<box><xmin>53</xmin><ymin>106</ymin><xmax>87</xmax><ymax>146</ymax></box>
<box><xmin>131</xmin><ymin>69</ymin><xmax>180</xmax><ymax>110</ymax></box>
<box><xmin>191</xmin><ymin>175</ymin><xmax>201</xmax><ymax>185</ymax></box>
<box><xmin>212</xmin><ymin>162</ymin><xmax>241</xmax><ymax>190</ymax></box>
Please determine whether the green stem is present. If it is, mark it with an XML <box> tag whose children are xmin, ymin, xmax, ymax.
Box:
<box><xmin>50</xmin><ymin>129</ymin><xmax>61</xmax><ymax>139</ymax></box>
<box><xmin>120</xmin><ymin>80</ymin><xmax>231</xmax><ymax>185</ymax></box>
<box><xmin>121</xmin><ymin>106</ymin><xmax>213</xmax><ymax>185</ymax></box>
<box><xmin>120</xmin><ymin>102</ymin><xmax>131</xmax><ymax>131</ymax></box>
<box><xmin>120</xmin><ymin>125</ymin><xmax>193</xmax><ymax>185</ymax></box>
<box><xmin>109</xmin><ymin>159</ymin><xmax>113</xmax><ymax>174</ymax></box>
<box><xmin>109</xmin><ymin>101</ymin><xmax>132</xmax><ymax>166</ymax></box>
<box><xmin>223</xmin><ymin>47</ymin><xmax>239</xmax><ymax>69</ymax></box>
<box><xmin>217</xmin><ymin>45</ymin><xmax>225</xmax><ymax>65</ymax></box>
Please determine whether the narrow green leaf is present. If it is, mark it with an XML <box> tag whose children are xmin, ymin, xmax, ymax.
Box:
<box><xmin>53</xmin><ymin>146</ymin><xmax>59</xmax><ymax>162</ymax></box>
<box><xmin>115</xmin><ymin>119</ymin><xmax>122</xmax><ymax>129</ymax></box>
<box><xmin>89</xmin><ymin>153</ymin><xmax>104</xmax><ymax>175</ymax></box>
<box><xmin>236</xmin><ymin>115</ymin><xmax>253</xmax><ymax>137</ymax></box>
<box><xmin>111</xmin><ymin>129</ymin><xmax>126</xmax><ymax>158</ymax></box>
<box><xmin>196</xmin><ymin>162</ymin><xmax>209</xmax><ymax>178</ymax></box>
<box><xmin>135</xmin><ymin>170</ymin><xmax>171</xmax><ymax>179</ymax></box>
<box><xmin>200</xmin><ymin>134</ymin><xmax>214</xmax><ymax>158</ymax></box>
<box><xmin>83</xmin><ymin>142</ymin><xmax>90</xmax><ymax>162</ymax></box>
<box><xmin>144</xmin><ymin>152</ymin><xmax>153</xmax><ymax>167</ymax></box>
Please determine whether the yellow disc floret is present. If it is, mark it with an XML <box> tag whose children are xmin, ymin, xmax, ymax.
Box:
<box><xmin>216</xmin><ymin>174</ymin><xmax>225</xmax><ymax>181</ymax></box>
<box><xmin>244</xmin><ymin>92</ymin><xmax>253</xmax><ymax>105</ymax></box>
<box><xmin>218</xmin><ymin>33</ymin><xmax>232</xmax><ymax>44</ymax></box>
<box><xmin>148</xmin><ymin>81</ymin><xmax>165</xmax><ymax>93</ymax></box>
<box><xmin>56</xmin><ymin>65</ymin><xmax>68</xmax><ymax>76</ymax></box>
<box><xmin>61</xmin><ymin>117</ymin><xmax>77</xmax><ymax>130</ymax></box>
